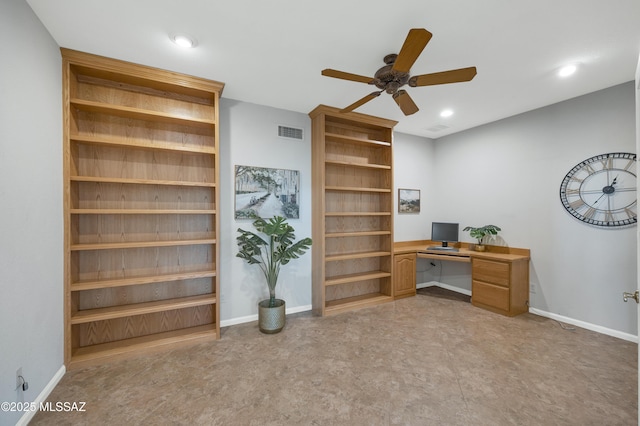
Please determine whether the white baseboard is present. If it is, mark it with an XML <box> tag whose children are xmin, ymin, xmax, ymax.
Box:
<box><xmin>528</xmin><ymin>308</ymin><xmax>638</xmax><ymax>343</ymax></box>
<box><xmin>286</xmin><ymin>304</ymin><xmax>312</xmax><ymax>315</ymax></box>
<box><xmin>221</xmin><ymin>304</ymin><xmax>312</xmax><ymax>328</ymax></box>
<box><xmin>417</xmin><ymin>282</ymin><xmax>636</xmax><ymax>342</ymax></box>
<box><xmin>416</xmin><ymin>281</ymin><xmax>472</xmax><ymax>296</ymax></box>
<box><xmin>416</xmin><ymin>280</ymin><xmax>435</xmax><ymax>289</ymax></box>
<box><xmin>16</xmin><ymin>365</ymin><xmax>66</xmax><ymax>426</ymax></box>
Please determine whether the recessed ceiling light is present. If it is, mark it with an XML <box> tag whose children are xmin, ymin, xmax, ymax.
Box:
<box><xmin>558</xmin><ymin>64</ymin><xmax>577</xmax><ymax>77</ymax></box>
<box><xmin>171</xmin><ymin>34</ymin><xmax>197</xmax><ymax>48</ymax></box>
<box><xmin>440</xmin><ymin>109</ymin><xmax>453</xmax><ymax>118</ymax></box>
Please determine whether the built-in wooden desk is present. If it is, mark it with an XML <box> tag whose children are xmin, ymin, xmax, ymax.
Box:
<box><xmin>394</xmin><ymin>240</ymin><xmax>530</xmax><ymax>316</ymax></box>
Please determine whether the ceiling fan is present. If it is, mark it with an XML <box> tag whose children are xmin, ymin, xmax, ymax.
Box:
<box><xmin>321</xmin><ymin>28</ymin><xmax>477</xmax><ymax>116</ymax></box>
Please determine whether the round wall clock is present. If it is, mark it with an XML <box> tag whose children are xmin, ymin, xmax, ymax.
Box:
<box><xmin>559</xmin><ymin>152</ymin><xmax>637</xmax><ymax>227</ymax></box>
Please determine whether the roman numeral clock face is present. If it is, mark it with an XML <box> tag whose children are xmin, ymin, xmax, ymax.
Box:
<box><xmin>559</xmin><ymin>152</ymin><xmax>637</xmax><ymax>227</ymax></box>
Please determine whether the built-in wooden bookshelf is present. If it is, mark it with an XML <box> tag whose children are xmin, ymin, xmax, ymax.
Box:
<box><xmin>309</xmin><ymin>105</ymin><xmax>397</xmax><ymax>316</ymax></box>
<box><xmin>62</xmin><ymin>49</ymin><xmax>224</xmax><ymax>369</ymax></box>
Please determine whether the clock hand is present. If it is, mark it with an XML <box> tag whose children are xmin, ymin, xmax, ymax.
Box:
<box><xmin>594</xmin><ymin>175</ymin><xmax>619</xmax><ymax>205</ymax></box>
<box><xmin>593</xmin><ymin>192</ymin><xmax>607</xmax><ymax>205</ymax></box>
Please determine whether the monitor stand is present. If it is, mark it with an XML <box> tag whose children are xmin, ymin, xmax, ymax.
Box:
<box><xmin>427</xmin><ymin>242</ymin><xmax>458</xmax><ymax>251</ymax></box>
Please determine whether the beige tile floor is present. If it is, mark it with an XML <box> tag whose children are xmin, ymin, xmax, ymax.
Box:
<box><xmin>32</xmin><ymin>291</ymin><xmax>637</xmax><ymax>425</ymax></box>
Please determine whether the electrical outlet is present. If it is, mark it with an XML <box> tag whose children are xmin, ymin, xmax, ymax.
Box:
<box><xmin>16</xmin><ymin>367</ymin><xmax>22</xmax><ymax>391</ymax></box>
<box><xmin>530</xmin><ymin>283</ymin><xmax>536</xmax><ymax>294</ymax></box>
<box><xmin>15</xmin><ymin>367</ymin><xmax>28</xmax><ymax>392</ymax></box>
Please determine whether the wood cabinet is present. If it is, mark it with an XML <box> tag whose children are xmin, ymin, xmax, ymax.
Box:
<box><xmin>309</xmin><ymin>105</ymin><xmax>397</xmax><ymax>316</ymax></box>
<box><xmin>471</xmin><ymin>257</ymin><xmax>529</xmax><ymax>316</ymax></box>
<box><xmin>394</xmin><ymin>241</ymin><xmax>530</xmax><ymax>316</ymax></box>
<box><xmin>393</xmin><ymin>253</ymin><xmax>417</xmax><ymax>299</ymax></box>
<box><xmin>62</xmin><ymin>49</ymin><xmax>224</xmax><ymax>368</ymax></box>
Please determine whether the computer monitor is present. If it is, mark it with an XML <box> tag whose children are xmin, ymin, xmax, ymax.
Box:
<box><xmin>430</xmin><ymin>222</ymin><xmax>459</xmax><ymax>250</ymax></box>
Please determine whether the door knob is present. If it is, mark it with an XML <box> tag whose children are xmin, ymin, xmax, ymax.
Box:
<box><xmin>622</xmin><ymin>290</ymin><xmax>639</xmax><ymax>303</ymax></box>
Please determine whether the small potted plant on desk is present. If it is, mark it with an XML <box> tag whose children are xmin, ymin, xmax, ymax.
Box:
<box><xmin>463</xmin><ymin>225</ymin><xmax>501</xmax><ymax>252</ymax></box>
<box><xmin>237</xmin><ymin>215</ymin><xmax>312</xmax><ymax>334</ymax></box>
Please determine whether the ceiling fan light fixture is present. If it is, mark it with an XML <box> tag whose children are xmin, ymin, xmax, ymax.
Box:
<box><xmin>171</xmin><ymin>33</ymin><xmax>197</xmax><ymax>48</ymax></box>
<box><xmin>558</xmin><ymin>64</ymin><xmax>577</xmax><ymax>77</ymax></box>
<box><xmin>440</xmin><ymin>109</ymin><xmax>454</xmax><ymax>118</ymax></box>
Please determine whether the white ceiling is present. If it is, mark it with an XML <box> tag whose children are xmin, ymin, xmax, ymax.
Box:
<box><xmin>26</xmin><ymin>0</ymin><xmax>640</xmax><ymax>138</ymax></box>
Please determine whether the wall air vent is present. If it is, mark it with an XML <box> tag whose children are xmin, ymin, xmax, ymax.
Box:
<box><xmin>425</xmin><ymin>124</ymin><xmax>450</xmax><ymax>133</ymax></box>
<box><xmin>278</xmin><ymin>125</ymin><xmax>304</xmax><ymax>140</ymax></box>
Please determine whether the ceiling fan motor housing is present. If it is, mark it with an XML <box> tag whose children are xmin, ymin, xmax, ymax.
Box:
<box><xmin>373</xmin><ymin>54</ymin><xmax>410</xmax><ymax>94</ymax></box>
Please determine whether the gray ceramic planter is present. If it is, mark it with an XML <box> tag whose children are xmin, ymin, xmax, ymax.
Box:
<box><xmin>258</xmin><ymin>299</ymin><xmax>286</xmax><ymax>334</ymax></box>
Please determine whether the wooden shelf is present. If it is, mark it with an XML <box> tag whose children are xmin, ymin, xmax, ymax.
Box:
<box><xmin>325</xmin><ymin>160</ymin><xmax>391</xmax><ymax>170</ymax></box>
<box><xmin>63</xmin><ymin>49</ymin><xmax>222</xmax><ymax>368</ymax></box>
<box><xmin>69</xmin><ymin>324</ymin><xmax>218</xmax><ymax>369</ymax></box>
<box><xmin>71</xmin><ymin>294</ymin><xmax>216</xmax><ymax>324</ymax></box>
<box><xmin>324</xmin><ymin>293</ymin><xmax>394</xmax><ymax>315</ymax></box>
<box><xmin>325</xmin><ymin>251</ymin><xmax>392</xmax><ymax>262</ymax></box>
<box><xmin>310</xmin><ymin>105</ymin><xmax>396</xmax><ymax>317</ymax></box>
<box><xmin>325</xmin><ymin>231</ymin><xmax>390</xmax><ymax>238</ymax></box>
<box><xmin>70</xmin><ymin>238</ymin><xmax>216</xmax><ymax>251</ymax></box>
<box><xmin>70</xmin><ymin>175</ymin><xmax>216</xmax><ymax>188</ymax></box>
<box><xmin>70</xmin><ymin>209</ymin><xmax>216</xmax><ymax>215</ymax></box>
<box><xmin>325</xmin><ymin>186</ymin><xmax>391</xmax><ymax>193</ymax></box>
<box><xmin>67</xmin><ymin>56</ymin><xmax>223</xmax><ymax>98</ymax></box>
<box><xmin>71</xmin><ymin>98</ymin><xmax>216</xmax><ymax>128</ymax></box>
<box><xmin>325</xmin><ymin>212</ymin><xmax>392</xmax><ymax>217</ymax></box>
<box><xmin>70</xmin><ymin>134</ymin><xmax>216</xmax><ymax>155</ymax></box>
<box><xmin>71</xmin><ymin>270</ymin><xmax>217</xmax><ymax>291</ymax></box>
<box><xmin>325</xmin><ymin>132</ymin><xmax>391</xmax><ymax>147</ymax></box>
<box><xmin>325</xmin><ymin>271</ymin><xmax>391</xmax><ymax>286</ymax></box>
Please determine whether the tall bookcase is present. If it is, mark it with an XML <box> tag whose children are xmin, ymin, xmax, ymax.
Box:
<box><xmin>62</xmin><ymin>49</ymin><xmax>224</xmax><ymax>368</ymax></box>
<box><xmin>309</xmin><ymin>105</ymin><xmax>397</xmax><ymax>316</ymax></box>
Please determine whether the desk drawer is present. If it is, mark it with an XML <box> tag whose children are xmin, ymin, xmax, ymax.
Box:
<box><xmin>472</xmin><ymin>280</ymin><xmax>509</xmax><ymax>312</ymax></box>
<box><xmin>472</xmin><ymin>258</ymin><xmax>510</xmax><ymax>286</ymax></box>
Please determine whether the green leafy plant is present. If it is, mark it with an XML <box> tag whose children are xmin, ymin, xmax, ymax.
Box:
<box><xmin>237</xmin><ymin>216</ymin><xmax>312</xmax><ymax>307</ymax></box>
<box><xmin>463</xmin><ymin>225</ymin><xmax>501</xmax><ymax>245</ymax></box>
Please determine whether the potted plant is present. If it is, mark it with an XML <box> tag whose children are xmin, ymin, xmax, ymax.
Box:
<box><xmin>236</xmin><ymin>215</ymin><xmax>312</xmax><ymax>333</ymax></box>
<box><xmin>463</xmin><ymin>225</ymin><xmax>501</xmax><ymax>251</ymax></box>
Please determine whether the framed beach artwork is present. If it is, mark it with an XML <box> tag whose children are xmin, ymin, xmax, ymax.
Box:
<box><xmin>398</xmin><ymin>188</ymin><xmax>420</xmax><ymax>213</ymax></box>
<box><xmin>235</xmin><ymin>165</ymin><xmax>300</xmax><ymax>219</ymax></box>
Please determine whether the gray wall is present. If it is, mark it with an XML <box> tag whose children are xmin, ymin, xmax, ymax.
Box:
<box><xmin>428</xmin><ymin>82</ymin><xmax>637</xmax><ymax>336</ymax></box>
<box><xmin>219</xmin><ymin>99</ymin><xmax>312</xmax><ymax>324</ymax></box>
<box><xmin>0</xmin><ymin>0</ymin><xmax>63</xmax><ymax>424</ymax></box>
<box><xmin>391</xmin><ymin>83</ymin><xmax>637</xmax><ymax>336</ymax></box>
<box><xmin>393</xmin><ymin>132</ymin><xmax>437</xmax><ymax>241</ymax></box>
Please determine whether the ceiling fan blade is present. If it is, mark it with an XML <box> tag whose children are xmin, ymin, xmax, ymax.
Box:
<box><xmin>392</xmin><ymin>90</ymin><xmax>419</xmax><ymax>116</ymax></box>
<box><xmin>322</xmin><ymin>69</ymin><xmax>375</xmax><ymax>84</ymax></box>
<box><xmin>340</xmin><ymin>91</ymin><xmax>382</xmax><ymax>113</ymax></box>
<box><xmin>391</xmin><ymin>28</ymin><xmax>433</xmax><ymax>73</ymax></box>
<box><xmin>409</xmin><ymin>66</ymin><xmax>477</xmax><ymax>87</ymax></box>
